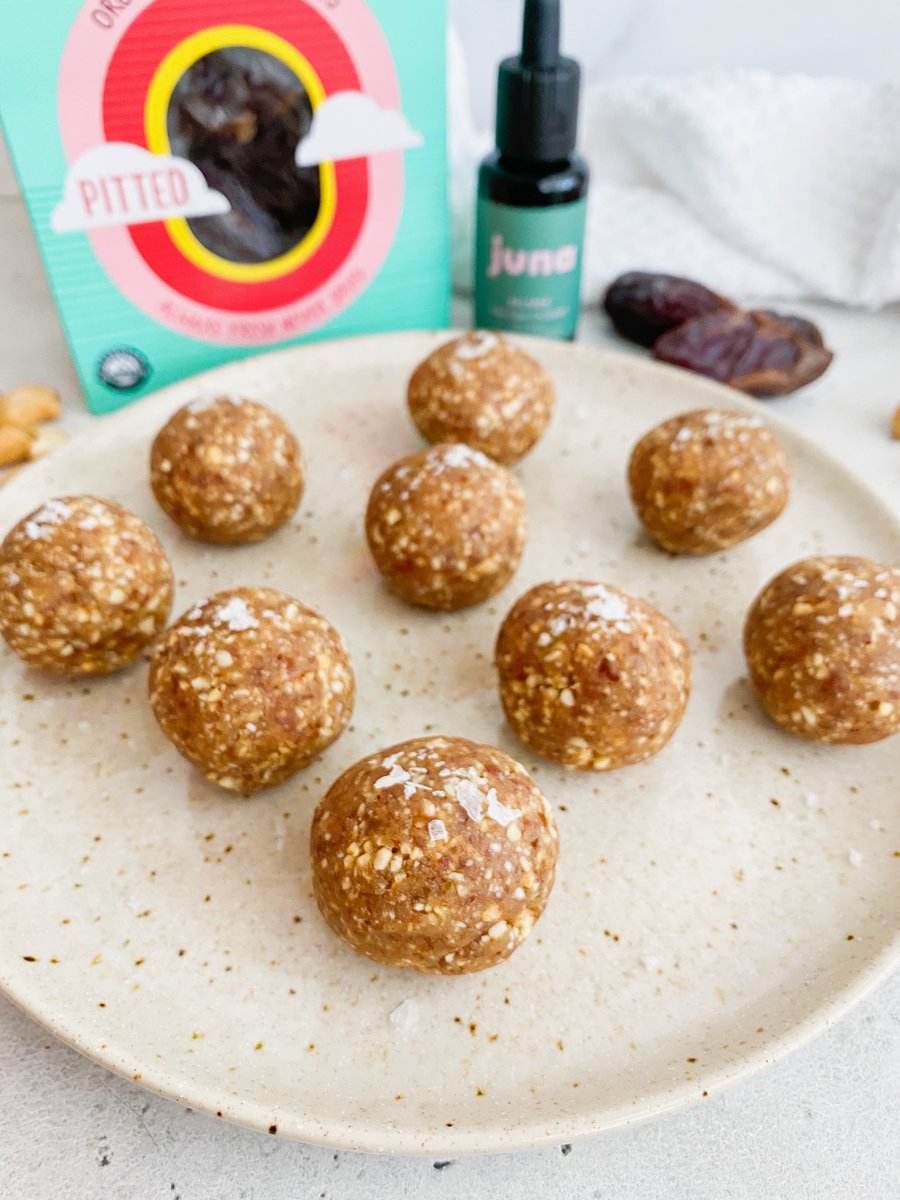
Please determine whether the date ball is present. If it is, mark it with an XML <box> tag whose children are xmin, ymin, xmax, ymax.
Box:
<box><xmin>0</xmin><ymin>496</ymin><xmax>173</xmax><ymax>676</ymax></box>
<box><xmin>496</xmin><ymin>580</ymin><xmax>692</xmax><ymax>771</ymax></box>
<box><xmin>150</xmin><ymin>395</ymin><xmax>304</xmax><ymax>544</ymax></box>
<box><xmin>365</xmin><ymin>443</ymin><xmax>526</xmax><ymax>611</ymax></box>
<box><xmin>311</xmin><ymin>736</ymin><xmax>558</xmax><ymax>975</ymax></box>
<box><xmin>744</xmin><ymin>556</ymin><xmax>900</xmax><ymax>744</ymax></box>
<box><xmin>407</xmin><ymin>331</ymin><xmax>554</xmax><ymax>465</ymax></box>
<box><xmin>628</xmin><ymin>408</ymin><xmax>790</xmax><ymax>555</ymax></box>
<box><xmin>149</xmin><ymin>587</ymin><xmax>355</xmax><ymax>792</ymax></box>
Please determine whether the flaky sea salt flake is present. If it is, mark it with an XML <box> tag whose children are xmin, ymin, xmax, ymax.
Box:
<box><xmin>215</xmin><ymin>597</ymin><xmax>259</xmax><ymax>632</ymax></box>
<box><xmin>389</xmin><ymin>998</ymin><xmax>420</xmax><ymax>1034</ymax></box>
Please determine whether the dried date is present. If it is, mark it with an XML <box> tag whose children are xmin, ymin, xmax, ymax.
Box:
<box><xmin>168</xmin><ymin>46</ymin><xmax>321</xmax><ymax>265</ymax></box>
<box><xmin>603</xmin><ymin>271</ymin><xmax>834</xmax><ymax>396</ymax></box>
<box><xmin>653</xmin><ymin>309</ymin><xmax>834</xmax><ymax>398</ymax></box>
<box><xmin>756</xmin><ymin>310</ymin><xmax>827</xmax><ymax>348</ymax></box>
<box><xmin>603</xmin><ymin>272</ymin><xmax>736</xmax><ymax>348</ymax></box>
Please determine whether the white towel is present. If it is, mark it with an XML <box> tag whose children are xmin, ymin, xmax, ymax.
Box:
<box><xmin>450</xmin><ymin>41</ymin><xmax>900</xmax><ymax>308</ymax></box>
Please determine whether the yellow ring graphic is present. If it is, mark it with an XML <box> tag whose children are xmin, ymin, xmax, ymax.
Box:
<box><xmin>145</xmin><ymin>24</ymin><xmax>336</xmax><ymax>283</ymax></box>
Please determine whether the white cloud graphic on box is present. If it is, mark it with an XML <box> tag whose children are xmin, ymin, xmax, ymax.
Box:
<box><xmin>52</xmin><ymin>143</ymin><xmax>230</xmax><ymax>234</ymax></box>
<box><xmin>296</xmin><ymin>92</ymin><xmax>423</xmax><ymax>166</ymax></box>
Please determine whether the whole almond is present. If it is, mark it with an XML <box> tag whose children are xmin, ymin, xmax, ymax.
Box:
<box><xmin>0</xmin><ymin>423</ymin><xmax>32</xmax><ymax>467</ymax></box>
<box><xmin>0</xmin><ymin>384</ymin><xmax>63</xmax><ymax>428</ymax></box>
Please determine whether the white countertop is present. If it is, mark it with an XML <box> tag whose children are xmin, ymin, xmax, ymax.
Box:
<box><xmin>1</xmin><ymin>193</ymin><xmax>899</xmax><ymax>1198</ymax></box>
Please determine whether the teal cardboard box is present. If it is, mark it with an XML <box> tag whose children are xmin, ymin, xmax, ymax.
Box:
<box><xmin>0</xmin><ymin>0</ymin><xmax>450</xmax><ymax>412</ymax></box>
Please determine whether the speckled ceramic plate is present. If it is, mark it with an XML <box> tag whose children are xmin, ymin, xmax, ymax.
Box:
<box><xmin>1</xmin><ymin>333</ymin><xmax>898</xmax><ymax>1156</ymax></box>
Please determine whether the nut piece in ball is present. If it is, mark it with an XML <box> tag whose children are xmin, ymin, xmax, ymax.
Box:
<box><xmin>365</xmin><ymin>443</ymin><xmax>526</xmax><ymax>611</ymax></box>
<box><xmin>496</xmin><ymin>580</ymin><xmax>692</xmax><ymax>770</ymax></box>
<box><xmin>407</xmin><ymin>331</ymin><xmax>555</xmax><ymax>465</ymax></box>
<box><xmin>149</xmin><ymin>587</ymin><xmax>355</xmax><ymax>792</ymax></box>
<box><xmin>150</xmin><ymin>396</ymin><xmax>304</xmax><ymax>544</ymax></box>
<box><xmin>744</xmin><ymin>556</ymin><xmax>900</xmax><ymax>744</ymax></box>
<box><xmin>628</xmin><ymin>408</ymin><xmax>790</xmax><ymax>555</ymax></box>
<box><xmin>311</xmin><ymin>736</ymin><xmax>558</xmax><ymax>974</ymax></box>
<box><xmin>0</xmin><ymin>495</ymin><xmax>173</xmax><ymax>676</ymax></box>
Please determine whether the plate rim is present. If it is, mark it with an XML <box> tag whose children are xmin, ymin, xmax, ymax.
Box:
<box><xmin>1</xmin><ymin>329</ymin><xmax>899</xmax><ymax>1156</ymax></box>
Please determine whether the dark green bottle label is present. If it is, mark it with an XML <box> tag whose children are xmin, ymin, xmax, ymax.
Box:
<box><xmin>475</xmin><ymin>197</ymin><xmax>587</xmax><ymax>340</ymax></box>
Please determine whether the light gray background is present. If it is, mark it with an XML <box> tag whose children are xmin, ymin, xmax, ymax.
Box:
<box><xmin>2</xmin><ymin>1</ymin><xmax>900</xmax><ymax>1196</ymax></box>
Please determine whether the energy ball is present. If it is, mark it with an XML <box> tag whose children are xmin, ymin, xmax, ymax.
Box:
<box><xmin>628</xmin><ymin>408</ymin><xmax>790</xmax><ymax>555</ymax></box>
<box><xmin>496</xmin><ymin>580</ymin><xmax>692</xmax><ymax>771</ymax></box>
<box><xmin>0</xmin><ymin>495</ymin><xmax>173</xmax><ymax>676</ymax></box>
<box><xmin>310</xmin><ymin>736</ymin><xmax>558</xmax><ymax>975</ymax></box>
<box><xmin>744</xmin><ymin>556</ymin><xmax>900</xmax><ymax>744</ymax></box>
<box><xmin>150</xmin><ymin>395</ymin><xmax>304</xmax><ymax>544</ymax></box>
<box><xmin>365</xmin><ymin>442</ymin><xmax>526</xmax><ymax>611</ymax></box>
<box><xmin>149</xmin><ymin>587</ymin><xmax>354</xmax><ymax>792</ymax></box>
<box><xmin>407</xmin><ymin>331</ymin><xmax>555</xmax><ymax>465</ymax></box>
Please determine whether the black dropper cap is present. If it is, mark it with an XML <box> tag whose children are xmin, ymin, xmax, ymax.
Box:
<box><xmin>495</xmin><ymin>0</ymin><xmax>581</xmax><ymax>163</ymax></box>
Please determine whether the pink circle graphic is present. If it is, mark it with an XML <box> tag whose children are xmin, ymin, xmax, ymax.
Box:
<box><xmin>56</xmin><ymin>0</ymin><xmax>406</xmax><ymax>345</ymax></box>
